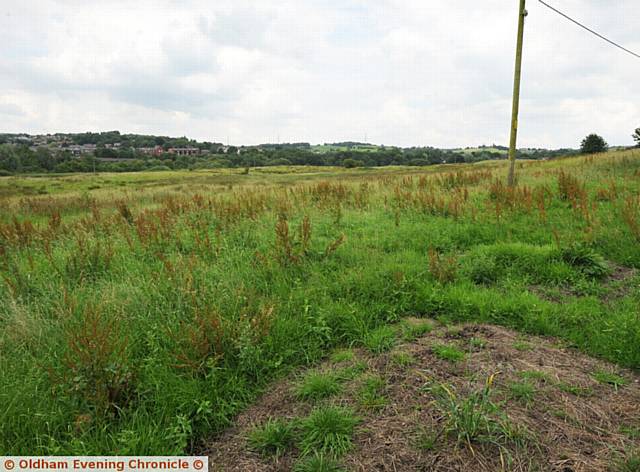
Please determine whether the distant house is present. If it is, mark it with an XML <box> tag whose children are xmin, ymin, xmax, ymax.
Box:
<box><xmin>168</xmin><ymin>147</ymin><xmax>200</xmax><ymax>156</ymax></box>
<box><xmin>66</xmin><ymin>144</ymin><xmax>97</xmax><ymax>156</ymax></box>
<box><xmin>138</xmin><ymin>146</ymin><xmax>163</xmax><ymax>156</ymax></box>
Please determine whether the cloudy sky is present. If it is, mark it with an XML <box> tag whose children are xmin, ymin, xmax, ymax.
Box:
<box><xmin>1</xmin><ymin>0</ymin><xmax>638</xmax><ymax>148</ymax></box>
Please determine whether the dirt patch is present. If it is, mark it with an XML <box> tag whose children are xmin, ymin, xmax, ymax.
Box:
<box><xmin>201</xmin><ymin>323</ymin><xmax>640</xmax><ymax>471</ymax></box>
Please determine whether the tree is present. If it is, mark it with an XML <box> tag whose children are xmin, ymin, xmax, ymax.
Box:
<box><xmin>633</xmin><ymin>128</ymin><xmax>640</xmax><ymax>147</ymax></box>
<box><xmin>580</xmin><ymin>134</ymin><xmax>608</xmax><ymax>154</ymax></box>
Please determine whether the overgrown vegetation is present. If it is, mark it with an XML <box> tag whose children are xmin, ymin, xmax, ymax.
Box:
<box><xmin>1</xmin><ymin>148</ymin><xmax>639</xmax><ymax>454</ymax></box>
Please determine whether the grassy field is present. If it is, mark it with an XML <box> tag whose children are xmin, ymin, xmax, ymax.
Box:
<box><xmin>1</xmin><ymin>149</ymin><xmax>639</xmax><ymax>456</ymax></box>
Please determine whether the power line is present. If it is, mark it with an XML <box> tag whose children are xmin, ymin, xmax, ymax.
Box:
<box><xmin>538</xmin><ymin>0</ymin><xmax>640</xmax><ymax>60</ymax></box>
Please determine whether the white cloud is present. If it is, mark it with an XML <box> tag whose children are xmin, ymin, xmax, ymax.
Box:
<box><xmin>0</xmin><ymin>0</ymin><xmax>638</xmax><ymax>147</ymax></box>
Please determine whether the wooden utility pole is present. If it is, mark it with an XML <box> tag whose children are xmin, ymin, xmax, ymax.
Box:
<box><xmin>507</xmin><ymin>0</ymin><xmax>527</xmax><ymax>187</ymax></box>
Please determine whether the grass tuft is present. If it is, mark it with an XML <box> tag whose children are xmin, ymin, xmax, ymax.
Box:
<box><xmin>432</xmin><ymin>343</ymin><xmax>466</xmax><ymax>363</ymax></box>
<box><xmin>296</xmin><ymin>372</ymin><xmax>342</xmax><ymax>401</ymax></box>
<box><xmin>299</xmin><ymin>406</ymin><xmax>360</xmax><ymax>457</ymax></box>
<box><xmin>363</xmin><ymin>326</ymin><xmax>396</xmax><ymax>354</ymax></box>
<box><xmin>592</xmin><ymin>370</ymin><xmax>627</xmax><ymax>391</ymax></box>
<box><xmin>247</xmin><ymin>418</ymin><xmax>295</xmax><ymax>457</ymax></box>
<box><xmin>293</xmin><ymin>453</ymin><xmax>345</xmax><ymax>472</ymax></box>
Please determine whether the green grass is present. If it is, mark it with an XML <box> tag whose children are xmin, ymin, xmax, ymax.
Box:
<box><xmin>513</xmin><ymin>340</ymin><xmax>533</xmax><ymax>351</ymax></box>
<box><xmin>247</xmin><ymin>418</ymin><xmax>295</xmax><ymax>456</ymax></box>
<box><xmin>299</xmin><ymin>406</ymin><xmax>360</xmax><ymax>457</ymax></box>
<box><xmin>434</xmin><ymin>376</ymin><xmax>527</xmax><ymax>449</ymax></box>
<box><xmin>401</xmin><ymin>319</ymin><xmax>433</xmax><ymax>341</ymax></box>
<box><xmin>432</xmin><ymin>344</ymin><xmax>466</xmax><ymax>363</ymax></box>
<box><xmin>330</xmin><ymin>349</ymin><xmax>355</xmax><ymax>363</ymax></box>
<box><xmin>296</xmin><ymin>372</ymin><xmax>342</xmax><ymax>402</ymax></box>
<box><xmin>507</xmin><ymin>381</ymin><xmax>536</xmax><ymax>406</ymax></box>
<box><xmin>518</xmin><ymin>370</ymin><xmax>551</xmax><ymax>383</ymax></box>
<box><xmin>390</xmin><ymin>351</ymin><xmax>415</xmax><ymax>367</ymax></box>
<box><xmin>363</xmin><ymin>326</ymin><xmax>396</xmax><ymax>353</ymax></box>
<box><xmin>1</xmin><ymin>149</ymin><xmax>640</xmax><ymax>454</ymax></box>
<box><xmin>293</xmin><ymin>453</ymin><xmax>345</xmax><ymax>472</ymax></box>
<box><xmin>616</xmin><ymin>451</ymin><xmax>640</xmax><ymax>472</ymax></box>
<box><xmin>592</xmin><ymin>370</ymin><xmax>627</xmax><ymax>391</ymax></box>
<box><xmin>558</xmin><ymin>383</ymin><xmax>594</xmax><ymax>398</ymax></box>
<box><xmin>356</xmin><ymin>375</ymin><xmax>387</xmax><ymax>410</ymax></box>
<box><xmin>415</xmin><ymin>427</ymin><xmax>440</xmax><ymax>451</ymax></box>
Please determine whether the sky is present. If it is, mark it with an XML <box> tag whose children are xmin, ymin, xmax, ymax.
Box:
<box><xmin>1</xmin><ymin>0</ymin><xmax>639</xmax><ymax>148</ymax></box>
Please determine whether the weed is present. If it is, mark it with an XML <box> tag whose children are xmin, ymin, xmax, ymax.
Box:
<box><xmin>434</xmin><ymin>374</ymin><xmax>526</xmax><ymax>450</ymax></box>
<box><xmin>299</xmin><ymin>406</ymin><xmax>360</xmax><ymax>457</ymax></box>
<box><xmin>428</xmin><ymin>247</ymin><xmax>457</xmax><ymax>284</ymax></box>
<box><xmin>247</xmin><ymin>419</ymin><xmax>295</xmax><ymax>457</ymax></box>
<box><xmin>296</xmin><ymin>372</ymin><xmax>342</xmax><ymax>402</ymax></box>
<box><xmin>363</xmin><ymin>326</ymin><xmax>396</xmax><ymax>354</ymax></box>
<box><xmin>56</xmin><ymin>305</ymin><xmax>133</xmax><ymax>417</ymax></box>
<box><xmin>432</xmin><ymin>344</ymin><xmax>466</xmax><ymax>363</ymax></box>
<box><xmin>559</xmin><ymin>243</ymin><xmax>609</xmax><ymax>279</ymax></box>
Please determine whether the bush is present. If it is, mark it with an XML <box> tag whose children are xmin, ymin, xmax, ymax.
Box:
<box><xmin>342</xmin><ymin>159</ymin><xmax>364</xmax><ymax>168</ymax></box>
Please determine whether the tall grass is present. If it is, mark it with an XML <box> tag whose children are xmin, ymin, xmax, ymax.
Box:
<box><xmin>1</xmin><ymin>149</ymin><xmax>639</xmax><ymax>454</ymax></box>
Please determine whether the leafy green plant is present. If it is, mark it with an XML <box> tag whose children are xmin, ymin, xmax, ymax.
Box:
<box><xmin>247</xmin><ymin>418</ymin><xmax>295</xmax><ymax>457</ymax></box>
<box><xmin>559</xmin><ymin>243</ymin><xmax>609</xmax><ymax>279</ymax></box>
<box><xmin>299</xmin><ymin>406</ymin><xmax>360</xmax><ymax>457</ymax></box>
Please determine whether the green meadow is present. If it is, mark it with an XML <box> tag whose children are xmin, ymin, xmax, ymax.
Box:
<box><xmin>1</xmin><ymin>149</ymin><xmax>639</xmax><ymax>454</ymax></box>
